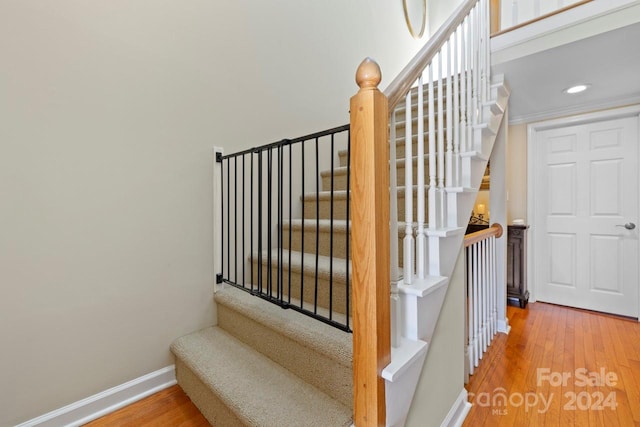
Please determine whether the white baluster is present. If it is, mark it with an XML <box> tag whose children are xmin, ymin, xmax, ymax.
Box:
<box><xmin>453</xmin><ymin>28</ymin><xmax>461</xmax><ymax>188</ymax></box>
<box><xmin>487</xmin><ymin>236</ymin><xmax>495</xmax><ymax>345</ymax></box>
<box><xmin>466</xmin><ymin>14</ymin><xmax>474</xmax><ymax>152</ymax></box>
<box><xmin>485</xmin><ymin>0</ymin><xmax>491</xmax><ymax>102</ymax></box>
<box><xmin>390</xmin><ymin>111</ymin><xmax>400</xmax><ymax>284</ymax></box>
<box><xmin>487</xmin><ymin>236</ymin><xmax>495</xmax><ymax>346</ymax></box>
<box><xmin>460</xmin><ymin>18</ymin><xmax>468</xmax><ymax>154</ymax></box>
<box><xmin>391</xmin><ymin>288</ymin><xmax>400</xmax><ymax>348</ymax></box>
<box><xmin>446</xmin><ymin>38</ymin><xmax>453</xmax><ymax>190</ymax></box>
<box><xmin>467</xmin><ymin>246</ymin><xmax>474</xmax><ymax>375</ymax></box>
<box><xmin>472</xmin><ymin>5</ymin><xmax>480</xmax><ymax>130</ymax></box>
<box><xmin>416</xmin><ymin>77</ymin><xmax>426</xmax><ymax>280</ymax></box>
<box><xmin>482</xmin><ymin>238</ymin><xmax>489</xmax><ymax>353</ymax></box>
<box><xmin>478</xmin><ymin>241</ymin><xmax>487</xmax><ymax>359</ymax></box>
<box><xmin>428</xmin><ymin>65</ymin><xmax>436</xmax><ymax>230</ymax></box>
<box><xmin>484</xmin><ymin>0</ymin><xmax>489</xmax><ymax>104</ymax></box>
<box><xmin>473</xmin><ymin>242</ymin><xmax>480</xmax><ymax>367</ymax></box>
<box><xmin>491</xmin><ymin>235</ymin><xmax>498</xmax><ymax>337</ymax></box>
<box><xmin>479</xmin><ymin>0</ymin><xmax>486</xmax><ymax>104</ymax></box>
<box><xmin>404</xmin><ymin>92</ymin><xmax>414</xmax><ymax>285</ymax></box>
<box><xmin>437</xmin><ymin>50</ymin><xmax>445</xmax><ymax>228</ymax></box>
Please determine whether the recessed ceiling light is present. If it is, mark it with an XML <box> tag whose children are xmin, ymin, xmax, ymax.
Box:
<box><xmin>564</xmin><ymin>84</ymin><xmax>590</xmax><ymax>94</ymax></box>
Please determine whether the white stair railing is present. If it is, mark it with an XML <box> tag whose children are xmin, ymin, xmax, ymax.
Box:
<box><xmin>350</xmin><ymin>0</ymin><xmax>502</xmax><ymax>421</ymax></box>
<box><xmin>384</xmin><ymin>0</ymin><xmax>491</xmax><ymax>346</ymax></box>
<box><xmin>464</xmin><ymin>224</ymin><xmax>503</xmax><ymax>377</ymax></box>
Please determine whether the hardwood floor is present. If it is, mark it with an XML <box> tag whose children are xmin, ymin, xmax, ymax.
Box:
<box><xmin>85</xmin><ymin>385</ymin><xmax>209</xmax><ymax>426</ymax></box>
<box><xmin>87</xmin><ymin>302</ymin><xmax>640</xmax><ymax>426</ymax></box>
<box><xmin>464</xmin><ymin>302</ymin><xmax>640</xmax><ymax>427</ymax></box>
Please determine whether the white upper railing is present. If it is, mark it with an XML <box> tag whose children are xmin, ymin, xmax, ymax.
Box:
<box><xmin>495</xmin><ymin>0</ymin><xmax>592</xmax><ymax>34</ymax></box>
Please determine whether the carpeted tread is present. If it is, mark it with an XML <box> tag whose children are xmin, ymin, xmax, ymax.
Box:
<box><xmin>171</xmin><ymin>326</ymin><xmax>352</xmax><ymax>427</ymax></box>
<box><xmin>214</xmin><ymin>285</ymin><xmax>351</xmax><ymax>368</ymax></box>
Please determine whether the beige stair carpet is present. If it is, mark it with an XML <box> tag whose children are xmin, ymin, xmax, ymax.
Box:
<box><xmin>172</xmin><ymin>326</ymin><xmax>352</xmax><ymax>427</ymax></box>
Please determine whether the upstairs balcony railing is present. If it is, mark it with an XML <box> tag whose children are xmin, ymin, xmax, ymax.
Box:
<box><xmin>491</xmin><ymin>0</ymin><xmax>594</xmax><ymax>35</ymax></box>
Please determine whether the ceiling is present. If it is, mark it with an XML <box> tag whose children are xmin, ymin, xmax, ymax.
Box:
<box><xmin>492</xmin><ymin>22</ymin><xmax>640</xmax><ymax>124</ymax></box>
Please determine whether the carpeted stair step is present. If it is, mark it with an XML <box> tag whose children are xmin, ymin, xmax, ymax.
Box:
<box><xmin>282</xmin><ymin>219</ymin><xmax>350</xmax><ymax>259</ymax></box>
<box><xmin>302</xmin><ymin>187</ymin><xmax>422</xmax><ymax>221</ymax></box>
<box><xmin>282</xmin><ymin>219</ymin><xmax>407</xmax><ymax>263</ymax></box>
<box><xmin>171</xmin><ymin>325</ymin><xmax>352</xmax><ymax>427</ymax></box>
<box><xmin>215</xmin><ymin>285</ymin><xmax>352</xmax><ymax>408</ymax></box>
<box><xmin>250</xmin><ymin>248</ymin><xmax>350</xmax><ymax>315</ymax></box>
<box><xmin>323</xmin><ymin>154</ymin><xmax>435</xmax><ymax>192</ymax></box>
<box><xmin>337</xmin><ymin>130</ymin><xmax>449</xmax><ymax>167</ymax></box>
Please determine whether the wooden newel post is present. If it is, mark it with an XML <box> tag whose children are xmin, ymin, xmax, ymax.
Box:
<box><xmin>350</xmin><ymin>58</ymin><xmax>391</xmax><ymax>427</ymax></box>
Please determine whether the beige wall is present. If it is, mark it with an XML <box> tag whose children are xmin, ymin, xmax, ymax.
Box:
<box><xmin>471</xmin><ymin>123</ymin><xmax>529</xmax><ymax>225</ymax></box>
<box><xmin>0</xmin><ymin>1</ymin><xmax>423</xmax><ymax>425</ymax></box>
<box><xmin>507</xmin><ymin>123</ymin><xmax>529</xmax><ymax>223</ymax></box>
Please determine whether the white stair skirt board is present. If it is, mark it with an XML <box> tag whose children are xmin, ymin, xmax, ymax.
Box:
<box><xmin>383</xmin><ymin>338</ymin><xmax>429</xmax><ymax>427</ymax></box>
<box><xmin>16</xmin><ymin>366</ymin><xmax>176</xmax><ymax>427</ymax></box>
<box><xmin>440</xmin><ymin>389</ymin><xmax>472</xmax><ymax>427</ymax></box>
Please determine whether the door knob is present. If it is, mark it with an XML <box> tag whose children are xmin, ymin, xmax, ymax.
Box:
<box><xmin>616</xmin><ymin>222</ymin><xmax>636</xmax><ymax>230</ymax></box>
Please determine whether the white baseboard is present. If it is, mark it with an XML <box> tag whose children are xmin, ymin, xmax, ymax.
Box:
<box><xmin>440</xmin><ymin>388</ymin><xmax>472</xmax><ymax>427</ymax></box>
<box><xmin>16</xmin><ymin>365</ymin><xmax>176</xmax><ymax>427</ymax></box>
<box><xmin>497</xmin><ymin>317</ymin><xmax>511</xmax><ymax>334</ymax></box>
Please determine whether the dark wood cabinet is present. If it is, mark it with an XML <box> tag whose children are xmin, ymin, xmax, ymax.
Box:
<box><xmin>507</xmin><ymin>225</ymin><xmax>529</xmax><ymax>308</ymax></box>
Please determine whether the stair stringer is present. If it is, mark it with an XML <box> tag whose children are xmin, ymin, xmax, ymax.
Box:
<box><xmin>382</xmin><ymin>76</ymin><xmax>510</xmax><ymax>427</ymax></box>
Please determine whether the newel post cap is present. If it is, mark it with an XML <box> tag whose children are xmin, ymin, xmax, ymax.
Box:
<box><xmin>355</xmin><ymin>57</ymin><xmax>382</xmax><ymax>91</ymax></box>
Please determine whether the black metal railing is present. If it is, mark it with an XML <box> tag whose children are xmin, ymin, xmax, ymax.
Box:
<box><xmin>218</xmin><ymin>124</ymin><xmax>351</xmax><ymax>332</ymax></box>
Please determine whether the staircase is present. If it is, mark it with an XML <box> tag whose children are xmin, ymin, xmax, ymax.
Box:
<box><xmin>171</xmin><ymin>286</ymin><xmax>352</xmax><ymax>426</ymax></box>
<box><xmin>172</xmin><ymin>0</ymin><xmax>510</xmax><ymax>425</ymax></box>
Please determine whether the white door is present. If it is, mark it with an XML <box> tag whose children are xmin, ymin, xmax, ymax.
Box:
<box><xmin>533</xmin><ymin>114</ymin><xmax>639</xmax><ymax>318</ymax></box>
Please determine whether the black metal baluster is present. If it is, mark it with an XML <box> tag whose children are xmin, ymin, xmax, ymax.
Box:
<box><xmin>221</xmin><ymin>157</ymin><xmax>225</xmax><ymax>281</ymax></box>
<box><xmin>251</xmin><ymin>152</ymin><xmax>254</xmax><ymax>292</ymax></box>
<box><xmin>329</xmin><ymin>134</ymin><xmax>335</xmax><ymax>320</ymax></box>
<box><xmin>242</xmin><ymin>154</ymin><xmax>246</xmax><ymax>287</ymax></box>
<box><xmin>314</xmin><ymin>137</ymin><xmax>320</xmax><ymax>315</ymax></box>
<box><xmin>300</xmin><ymin>142</ymin><xmax>305</xmax><ymax>310</ymax></box>
<box><xmin>257</xmin><ymin>150</ymin><xmax>263</xmax><ymax>295</ymax></box>
<box><xmin>267</xmin><ymin>148</ymin><xmax>273</xmax><ymax>298</ymax></box>
<box><xmin>278</xmin><ymin>143</ymin><xmax>284</xmax><ymax>303</ymax></box>
<box><xmin>234</xmin><ymin>156</ymin><xmax>238</xmax><ymax>283</ymax></box>
<box><xmin>227</xmin><ymin>156</ymin><xmax>230</xmax><ymax>281</ymax></box>
<box><xmin>288</xmin><ymin>144</ymin><xmax>293</xmax><ymax>304</ymax></box>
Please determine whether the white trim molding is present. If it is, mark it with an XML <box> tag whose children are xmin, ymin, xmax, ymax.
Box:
<box><xmin>492</xmin><ymin>0</ymin><xmax>640</xmax><ymax>62</ymax></box>
<box><xmin>16</xmin><ymin>366</ymin><xmax>176</xmax><ymax>427</ymax></box>
<box><xmin>497</xmin><ymin>317</ymin><xmax>511</xmax><ymax>335</ymax></box>
<box><xmin>508</xmin><ymin>94</ymin><xmax>640</xmax><ymax>126</ymax></box>
<box><xmin>440</xmin><ymin>388</ymin><xmax>472</xmax><ymax>427</ymax></box>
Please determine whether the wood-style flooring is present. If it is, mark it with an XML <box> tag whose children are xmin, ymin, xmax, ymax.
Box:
<box><xmin>464</xmin><ymin>302</ymin><xmax>640</xmax><ymax>427</ymax></box>
<box><xmin>87</xmin><ymin>301</ymin><xmax>640</xmax><ymax>426</ymax></box>
<box><xmin>85</xmin><ymin>385</ymin><xmax>209</xmax><ymax>426</ymax></box>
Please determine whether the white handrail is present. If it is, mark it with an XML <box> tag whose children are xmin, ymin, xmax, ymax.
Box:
<box><xmin>384</xmin><ymin>0</ymin><xmax>480</xmax><ymax>110</ymax></box>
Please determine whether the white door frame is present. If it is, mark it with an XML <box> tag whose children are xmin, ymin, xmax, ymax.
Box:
<box><xmin>526</xmin><ymin>104</ymin><xmax>640</xmax><ymax>319</ymax></box>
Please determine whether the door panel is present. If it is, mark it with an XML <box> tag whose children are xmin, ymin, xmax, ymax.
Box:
<box><xmin>534</xmin><ymin>115</ymin><xmax>639</xmax><ymax>318</ymax></box>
